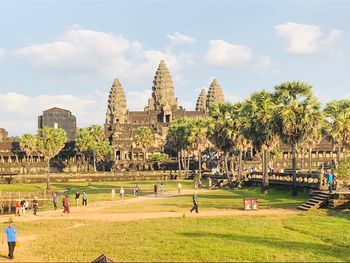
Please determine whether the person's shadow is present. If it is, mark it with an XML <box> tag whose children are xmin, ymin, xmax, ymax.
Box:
<box><xmin>0</xmin><ymin>254</ymin><xmax>9</xmax><ymax>259</ymax></box>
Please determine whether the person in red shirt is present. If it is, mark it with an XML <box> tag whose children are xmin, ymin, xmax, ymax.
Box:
<box><xmin>62</xmin><ymin>194</ymin><xmax>70</xmax><ymax>215</ymax></box>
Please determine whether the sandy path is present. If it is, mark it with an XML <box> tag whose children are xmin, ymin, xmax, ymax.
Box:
<box><xmin>1</xmin><ymin>189</ymin><xmax>300</xmax><ymax>223</ymax></box>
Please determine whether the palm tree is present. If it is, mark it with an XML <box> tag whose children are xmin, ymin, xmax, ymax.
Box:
<box><xmin>208</xmin><ymin>103</ymin><xmax>236</xmax><ymax>184</ymax></box>
<box><xmin>242</xmin><ymin>91</ymin><xmax>276</xmax><ymax>194</ymax></box>
<box><xmin>188</xmin><ymin>119</ymin><xmax>209</xmax><ymax>179</ymax></box>
<box><xmin>134</xmin><ymin>126</ymin><xmax>154</xmax><ymax>168</ymax></box>
<box><xmin>75</xmin><ymin>127</ymin><xmax>94</xmax><ymax>172</ymax></box>
<box><xmin>88</xmin><ymin>125</ymin><xmax>109</xmax><ymax>172</ymax></box>
<box><xmin>19</xmin><ymin>133</ymin><xmax>37</xmax><ymax>162</ymax></box>
<box><xmin>273</xmin><ymin>81</ymin><xmax>323</xmax><ymax>196</ymax></box>
<box><xmin>323</xmin><ymin>99</ymin><xmax>350</xmax><ymax>167</ymax></box>
<box><xmin>36</xmin><ymin>127</ymin><xmax>67</xmax><ymax>190</ymax></box>
<box><xmin>165</xmin><ymin>119</ymin><xmax>192</xmax><ymax>177</ymax></box>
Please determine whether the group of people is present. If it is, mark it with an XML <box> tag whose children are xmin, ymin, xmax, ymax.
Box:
<box><xmin>14</xmin><ymin>196</ymin><xmax>40</xmax><ymax>216</ymax></box>
<box><xmin>111</xmin><ymin>184</ymin><xmax>140</xmax><ymax>200</ymax></box>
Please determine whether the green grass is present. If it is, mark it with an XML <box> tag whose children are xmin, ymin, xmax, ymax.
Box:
<box><xmin>15</xmin><ymin>209</ymin><xmax>350</xmax><ymax>262</ymax></box>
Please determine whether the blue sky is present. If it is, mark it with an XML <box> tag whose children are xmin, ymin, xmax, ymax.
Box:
<box><xmin>0</xmin><ymin>1</ymin><xmax>349</xmax><ymax>136</ymax></box>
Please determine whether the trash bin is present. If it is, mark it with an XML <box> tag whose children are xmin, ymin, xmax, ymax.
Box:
<box><xmin>251</xmin><ymin>198</ymin><xmax>258</xmax><ymax>210</ymax></box>
<box><xmin>243</xmin><ymin>198</ymin><xmax>258</xmax><ymax>210</ymax></box>
<box><xmin>243</xmin><ymin>198</ymin><xmax>252</xmax><ymax>210</ymax></box>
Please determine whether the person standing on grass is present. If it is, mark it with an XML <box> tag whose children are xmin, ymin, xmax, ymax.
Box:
<box><xmin>74</xmin><ymin>191</ymin><xmax>80</xmax><ymax>207</ymax></box>
<box><xmin>111</xmin><ymin>188</ymin><xmax>116</xmax><ymax>200</ymax></box>
<box><xmin>132</xmin><ymin>185</ymin><xmax>136</xmax><ymax>197</ymax></box>
<box><xmin>177</xmin><ymin>182</ymin><xmax>182</xmax><ymax>194</ymax></box>
<box><xmin>160</xmin><ymin>182</ymin><xmax>164</xmax><ymax>195</ymax></box>
<box><xmin>135</xmin><ymin>184</ymin><xmax>140</xmax><ymax>198</ymax></box>
<box><xmin>62</xmin><ymin>194</ymin><xmax>70</xmax><ymax>215</ymax></box>
<box><xmin>32</xmin><ymin>196</ymin><xmax>39</xmax><ymax>216</ymax></box>
<box><xmin>190</xmin><ymin>192</ymin><xmax>199</xmax><ymax>213</ymax></box>
<box><xmin>154</xmin><ymin>184</ymin><xmax>158</xmax><ymax>197</ymax></box>
<box><xmin>52</xmin><ymin>193</ymin><xmax>58</xmax><ymax>210</ymax></box>
<box><xmin>120</xmin><ymin>187</ymin><xmax>125</xmax><ymax>200</ymax></box>
<box><xmin>82</xmin><ymin>191</ymin><xmax>88</xmax><ymax>206</ymax></box>
<box><xmin>2</xmin><ymin>218</ymin><xmax>17</xmax><ymax>260</ymax></box>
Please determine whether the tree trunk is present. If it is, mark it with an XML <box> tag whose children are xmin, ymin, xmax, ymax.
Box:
<box><xmin>181</xmin><ymin>150</ymin><xmax>185</xmax><ymax>170</ymax></box>
<box><xmin>336</xmin><ymin>145</ymin><xmax>341</xmax><ymax>168</ymax></box>
<box><xmin>46</xmin><ymin>159</ymin><xmax>51</xmax><ymax>190</ymax></box>
<box><xmin>301</xmin><ymin>149</ymin><xmax>304</xmax><ymax>170</ymax></box>
<box><xmin>143</xmin><ymin>150</ymin><xmax>146</xmax><ymax>170</ymax></box>
<box><xmin>93</xmin><ymin>154</ymin><xmax>96</xmax><ymax>172</ymax></box>
<box><xmin>198</xmin><ymin>149</ymin><xmax>202</xmax><ymax>179</ymax></box>
<box><xmin>262</xmin><ymin>149</ymin><xmax>269</xmax><ymax>194</ymax></box>
<box><xmin>292</xmin><ymin>144</ymin><xmax>297</xmax><ymax>196</ymax></box>
<box><xmin>224</xmin><ymin>152</ymin><xmax>232</xmax><ymax>185</ymax></box>
<box><xmin>186</xmin><ymin>153</ymin><xmax>190</xmax><ymax>177</ymax></box>
<box><xmin>237</xmin><ymin>150</ymin><xmax>242</xmax><ymax>187</ymax></box>
<box><xmin>177</xmin><ymin>151</ymin><xmax>182</xmax><ymax>177</ymax></box>
<box><xmin>308</xmin><ymin>147</ymin><xmax>312</xmax><ymax>174</ymax></box>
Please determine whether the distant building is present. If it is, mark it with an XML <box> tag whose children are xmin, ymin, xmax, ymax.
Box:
<box><xmin>0</xmin><ymin>128</ymin><xmax>8</xmax><ymax>142</ymax></box>
<box><xmin>38</xmin><ymin>107</ymin><xmax>76</xmax><ymax>142</ymax></box>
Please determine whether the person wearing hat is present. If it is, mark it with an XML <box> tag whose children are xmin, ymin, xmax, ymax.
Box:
<box><xmin>2</xmin><ymin>217</ymin><xmax>17</xmax><ymax>260</ymax></box>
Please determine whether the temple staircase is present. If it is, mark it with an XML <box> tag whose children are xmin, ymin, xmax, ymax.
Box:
<box><xmin>298</xmin><ymin>191</ymin><xmax>330</xmax><ymax>211</ymax></box>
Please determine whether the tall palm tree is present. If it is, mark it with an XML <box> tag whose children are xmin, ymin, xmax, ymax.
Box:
<box><xmin>188</xmin><ymin>119</ymin><xmax>209</xmax><ymax>179</ymax></box>
<box><xmin>273</xmin><ymin>81</ymin><xmax>323</xmax><ymax>196</ymax></box>
<box><xmin>323</xmin><ymin>99</ymin><xmax>350</xmax><ymax>167</ymax></box>
<box><xmin>242</xmin><ymin>91</ymin><xmax>276</xmax><ymax>194</ymax></box>
<box><xmin>19</xmin><ymin>133</ymin><xmax>37</xmax><ymax>162</ymax></box>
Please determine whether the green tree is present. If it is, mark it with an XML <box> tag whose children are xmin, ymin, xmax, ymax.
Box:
<box><xmin>323</xmin><ymin>99</ymin><xmax>350</xmax><ymax>167</ymax></box>
<box><xmin>242</xmin><ymin>91</ymin><xmax>276</xmax><ymax>193</ymax></box>
<box><xmin>19</xmin><ymin>133</ymin><xmax>37</xmax><ymax>162</ymax></box>
<box><xmin>165</xmin><ymin>119</ymin><xmax>192</xmax><ymax>176</ymax></box>
<box><xmin>88</xmin><ymin>125</ymin><xmax>110</xmax><ymax>172</ymax></box>
<box><xmin>134</xmin><ymin>126</ymin><xmax>154</xmax><ymax>167</ymax></box>
<box><xmin>188</xmin><ymin>119</ymin><xmax>209</xmax><ymax>179</ymax></box>
<box><xmin>273</xmin><ymin>81</ymin><xmax>323</xmax><ymax>196</ymax></box>
<box><xmin>75</xmin><ymin>127</ymin><xmax>94</xmax><ymax>172</ymax></box>
<box><xmin>36</xmin><ymin>126</ymin><xmax>67</xmax><ymax>190</ymax></box>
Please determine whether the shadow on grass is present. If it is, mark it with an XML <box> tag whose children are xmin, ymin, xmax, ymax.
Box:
<box><xmin>180</xmin><ymin>232</ymin><xmax>349</xmax><ymax>261</ymax></box>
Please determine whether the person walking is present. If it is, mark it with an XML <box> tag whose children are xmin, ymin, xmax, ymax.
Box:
<box><xmin>20</xmin><ymin>199</ymin><xmax>26</xmax><ymax>215</ymax></box>
<box><xmin>208</xmin><ymin>177</ymin><xmax>212</xmax><ymax>190</ymax></box>
<box><xmin>160</xmin><ymin>182</ymin><xmax>164</xmax><ymax>195</ymax></box>
<box><xmin>132</xmin><ymin>185</ymin><xmax>136</xmax><ymax>197</ymax></box>
<box><xmin>111</xmin><ymin>188</ymin><xmax>116</xmax><ymax>200</ymax></box>
<box><xmin>177</xmin><ymin>182</ymin><xmax>182</xmax><ymax>194</ymax></box>
<box><xmin>74</xmin><ymin>191</ymin><xmax>80</xmax><ymax>207</ymax></box>
<box><xmin>2</xmin><ymin>218</ymin><xmax>17</xmax><ymax>260</ymax></box>
<box><xmin>15</xmin><ymin>201</ymin><xmax>21</xmax><ymax>217</ymax></box>
<box><xmin>62</xmin><ymin>194</ymin><xmax>70</xmax><ymax>215</ymax></box>
<box><xmin>32</xmin><ymin>196</ymin><xmax>39</xmax><ymax>216</ymax></box>
<box><xmin>327</xmin><ymin>170</ymin><xmax>334</xmax><ymax>193</ymax></box>
<box><xmin>135</xmin><ymin>184</ymin><xmax>139</xmax><ymax>198</ymax></box>
<box><xmin>120</xmin><ymin>187</ymin><xmax>125</xmax><ymax>200</ymax></box>
<box><xmin>82</xmin><ymin>191</ymin><xmax>88</xmax><ymax>206</ymax></box>
<box><xmin>52</xmin><ymin>193</ymin><xmax>58</xmax><ymax>210</ymax></box>
<box><xmin>154</xmin><ymin>184</ymin><xmax>158</xmax><ymax>197</ymax></box>
<box><xmin>190</xmin><ymin>193</ymin><xmax>199</xmax><ymax>213</ymax></box>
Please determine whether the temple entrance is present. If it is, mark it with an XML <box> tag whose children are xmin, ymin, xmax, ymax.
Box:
<box><xmin>116</xmin><ymin>150</ymin><xmax>121</xmax><ymax>160</ymax></box>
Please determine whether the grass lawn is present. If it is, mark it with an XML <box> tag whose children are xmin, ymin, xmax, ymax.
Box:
<box><xmin>14</xmin><ymin>209</ymin><xmax>350</xmax><ymax>262</ymax></box>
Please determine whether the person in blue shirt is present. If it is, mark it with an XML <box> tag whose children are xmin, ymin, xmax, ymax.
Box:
<box><xmin>2</xmin><ymin>218</ymin><xmax>17</xmax><ymax>259</ymax></box>
<box><xmin>327</xmin><ymin>170</ymin><xmax>334</xmax><ymax>193</ymax></box>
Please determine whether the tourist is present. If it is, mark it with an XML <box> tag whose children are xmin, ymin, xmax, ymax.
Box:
<box><xmin>132</xmin><ymin>185</ymin><xmax>136</xmax><ymax>197</ymax></box>
<box><xmin>160</xmin><ymin>182</ymin><xmax>164</xmax><ymax>195</ymax></box>
<box><xmin>327</xmin><ymin>170</ymin><xmax>334</xmax><ymax>193</ymax></box>
<box><xmin>32</xmin><ymin>196</ymin><xmax>39</xmax><ymax>216</ymax></box>
<box><xmin>177</xmin><ymin>182</ymin><xmax>182</xmax><ymax>194</ymax></box>
<box><xmin>111</xmin><ymin>188</ymin><xmax>116</xmax><ymax>200</ymax></box>
<box><xmin>62</xmin><ymin>194</ymin><xmax>70</xmax><ymax>214</ymax></box>
<box><xmin>15</xmin><ymin>200</ymin><xmax>21</xmax><ymax>217</ymax></box>
<box><xmin>52</xmin><ymin>193</ymin><xmax>58</xmax><ymax>210</ymax></box>
<box><xmin>208</xmin><ymin>177</ymin><xmax>212</xmax><ymax>189</ymax></box>
<box><xmin>120</xmin><ymin>187</ymin><xmax>125</xmax><ymax>200</ymax></box>
<box><xmin>82</xmin><ymin>191</ymin><xmax>88</xmax><ymax>206</ymax></box>
<box><xmin>190</xmin><ymin>192</ymin><xmax>199</xmax><ymax>213</ymax></box>
<box><xmin>194</xmin><ymin>180</ymin><xmax>198</xmax><ymax>190</ymax></box>
<box><xmin>20</xmin><ymin>198</ymin><xmax>26</xmax><ymax>215</ymax></box>
<box><xmin>24</xmin><ymin>198</ymin><xmax>29</xmax><ymax>212</ymax></box>
<box><xmin>154</xmin><ymin>184</ymin><xmax>158</xmax><ymax>197</ymax></box>
<box><xmin>74</xmin><ymin>191</ymin><xmax>80</xmax><ymax>207</ymax></box>
<box><xmin>2</xmin><ymin>217</ymin><xmax>17</xmax><ymax>260</ymax></box>
<box><xmin>135</xmin><ymin>184</ymin><xmax>140</xmax><ymax>198</ymax></box>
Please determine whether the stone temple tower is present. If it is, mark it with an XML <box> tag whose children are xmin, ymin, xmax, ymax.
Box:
<box><xmin>195</xmin><ymin>89</ymin><xmax>207</xmax><ymax>112</ymax></box>
<box><xmin>148</xmin><ymin>60</ymin><xmax>179</xmax><ymax>111</ymax></box>
<box><xmin>105</xmin><ymin>79</ymin><xmax>127</xmax><ymax>126</ymax></box>
<box><xmin>206</xmin><ymin>79</ymin><xmax>225</xmax><ymax>111</ymax></box>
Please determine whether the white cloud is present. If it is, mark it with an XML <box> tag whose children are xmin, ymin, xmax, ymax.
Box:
<box><xmin>15</xmin><ymin>27</ymin><xmax>194</xmax><ymax>83</ymax></box>
<box><xmin>275</xmin><ymin>22</ymin><xmax>342</xmax><ymax>54</ymax></box>
<box><xmin>0</xmin><ymin>49</ymin><xmax>5</xmax><ymax>62</ymax></box>
<box><xmin>206</xmin><ymin>40</ymin><xmax>273</xmax><ymax>70</ymax></box>
<box><xmin>126</xmin><ymin>90</ymin><xmax>152</xmax><ymax>111</ymax></box>
<box><xmin>167</xmin><ymin>32</ymin><xmax>196</xmax><ymax>45</ymax></box>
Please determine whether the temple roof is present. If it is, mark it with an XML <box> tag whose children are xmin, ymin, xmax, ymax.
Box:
<box><xmin>195</xmin><ymin>89</ymin><xmax>207</xmax><ymax>112</ymax></box>
<box><xmin>206</xmin><ymin>78</ymin><xmax>225</xmax><ymax>110</ymax></box>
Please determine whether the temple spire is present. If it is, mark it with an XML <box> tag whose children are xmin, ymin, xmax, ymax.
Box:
<box><xmin>105</xmin><ymin>78</ymin><xmax>127</xmax><ymax>125</ymax></box>
<box><xmin>195</xmin><ymin>89</ymin><xmax>207</xmax><ymax>112</ymax></box>
<box><xmin>148</xmin><ymin>60</ymin><xmax>179</xmax><ymax>111</ymax></box>
<box><xmin>206</xmin><ymin>78</ymin><xmax>225</xmax><ymax>111</ymax></box>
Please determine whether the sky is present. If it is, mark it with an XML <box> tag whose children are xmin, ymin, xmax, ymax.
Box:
<box><xmin>1</xmin><ymin>0</ymin><xmax>350</xmax><ymax>136</ymax></box>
